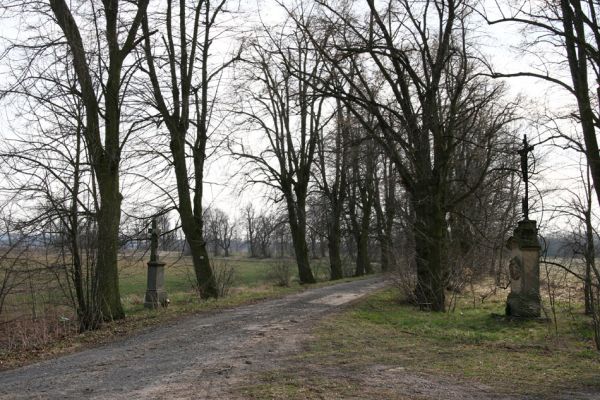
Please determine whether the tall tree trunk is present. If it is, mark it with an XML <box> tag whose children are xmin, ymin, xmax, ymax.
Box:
<box><xmin>355</xmin><ymin>230</ymin><xmax>371</xmax><ymax>276</ymax></box>
<box><xmin>171</xmin><ymin>132</ymin><xmax>218</xmax><ymax>298</ymax></box>
<box><xmin>560</xmin><ymin>0</ymin><xmax>600</xmax><ymax>208</ymax></box>
<box><xmin>310</xmin><ymin>234</ymin><xmax>317</xmax><ymax>259</ymax></box>
<box><xmin>379</xmin><ymin>233</ymin><xmax>392</xmax><ymax>272</ymax></box>
<box><xmin>96</xmin><ymin>67</ymin><xmax>124</xmax><ymax>320</ymax></box>
<box><xmin>354</xmin><ymin>203</ymin><xmax>373</xmax><ymax>276</ymax></box>
<box><xmin>95</xmin><ymin>168</ymin><xmax>124</xmax><ymax>320</ymax></box>
<box><xmin>349</xmin><ymin>188</ymin><xmax>373</xmax><ymax>277</ymax></box>
<box><xmin>287</xmin><ymin>199</ymin><xmax>316</xmax><ymax>284</ymax></box>
<box><xmin>49</xmin><ymin>0</ymin><xmax>150</xmax><ymax>323</ymax></box>
<box><xmin>412</xmin><ymin>188</ymin><xmax>446</xmax><ymax>312</ymax></box>
<box><xmin>187</xmin><ymin>232</ymin><xmax>217</xmax><ymax>298</ymax></box>
<box><xmin>375</xmin><ymin>196</ymin><xmax>394</xmax><ymax>273</ymax></box>
<box><xmin>585</xmin><ymin>263</ymin><xmax>593</xmax><ymax>315</ymax></box>
<box><xmin>585</xmin><ymin>207</ymin><xmax>596</xmax><ymax>315</ymax></box>
<box><xmin>328</xmin><ymin>206</ymin><xmax>344</xmax><ymax>280</ymax></box>
<box><xmin>378</xmin><ymin>162</ymin><xmax>396</xmax><ymax>273</ymax></box>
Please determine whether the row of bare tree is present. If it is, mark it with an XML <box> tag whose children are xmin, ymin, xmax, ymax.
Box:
<box><xmin>0</xmin><ymin>0</ymin><xmax>599</xmax><ymax>335</ymax></box>
<box><xmin>0</xmin><ymin>0</ymin><xmax>518</xmax><ymax>330</ymax></box>
<box><xmin>228</xmin><ymin>0</ymin><xmax>521</xmax><ymax>312</ymax></box>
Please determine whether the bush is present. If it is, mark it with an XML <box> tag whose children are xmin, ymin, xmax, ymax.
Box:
<box><xmin>268</xmin><ymin>260</ymin><xmax>293</xmax><ymax>287</ymax></box>
<box><xmin>186</xmin><ymin>260</ymin><xmax>235</xmax><ymax>298</ymax></box>
<box><xmin>212</xmin><ymin>260</ymin><xmax>236</xmax><ymax>297</ymax></box>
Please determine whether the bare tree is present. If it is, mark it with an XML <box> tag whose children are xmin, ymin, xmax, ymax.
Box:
<box><xmin>484</xmin><ymin>0</ymin><xmax>600</xmax><ymax>208</ymax></box>
<box><xmin>140</xmin><ymin>0</ymin><xmax>241</xmax><ymax>297</ymax></box>
<box><xmin>373</xmin><ymin>154</ymin><xmax>398</xmax><ymax>273</ymax></box>
<box><xmin>292</xmin><ymin>0</ymin><xmax>518</xmax><ymax>310</ymax></box>
<box><xmin>0</xmin><ymin>60</ymin><xmax>104</xmax><ymax>330</ymax></box>
<box><xmin>256</xmin><ymin>212</ymin><xmax>278</xmax><ymax>258</ymax></box>
<box><xmin>344</xmin><ymin>119</ymin><xmax>377</xmax><ymax>277</ymax></box>
<box><xmin>314</xmin><ymin>97</ymin><xmax>349</xmax><ymax>279</ymax></box>
<box><xmin>543</xmin><ymin>161</ymin><xmax>600</xmax><ymax>349</ymax></box>
<box><xmin>243</xmin><ymin>203</ymin><xmax>258</xmax><ymax>258</ymax></box>
<box><xmin>230</xmin><ymin>20</ymin><xmax>329</xmax><ymax>283</ymax></box>
<box><xmin>306</xmin><ymin>194</ymin><xmax>328</xmax><ymax>260</ymax></box>
<box><xmin>241</xmin><ymin>204</ymin><xmax>276</xmax><ymax>258</ymax></box>
<box><xmin>157</xmin><ymin>213</ymin><xmax>178</xmax><ymax>251</ymax></box>
<box><xmin>1</xmin><ymin>0</ymin><xmax>151</xmax><ymax>320</ymax></box>
<box><xmin>204</xmin><ymin>208</ymin><xmax>235</xmax><ymax>257</ymax></box>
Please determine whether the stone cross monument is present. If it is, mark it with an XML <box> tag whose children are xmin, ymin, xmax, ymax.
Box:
<box><xmin>144</xmin><ymin>217</ymin><xmax>168</xmax><ymax>309</ymax></box>
<box><xmin>506</xmin><ymin>135</ymin><xmax>541</xmax><ymax>318</ymax></box>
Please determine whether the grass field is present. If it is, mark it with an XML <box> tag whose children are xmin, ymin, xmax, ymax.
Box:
<box><xmin>241</xmin><ymin>284</ymin><xmax>600</xmax><ymax>399</ymax></box>
<box><xmin>117</xmin><ymin>255</ymin><xmax>334</xmax><ymax>313</ymax></box>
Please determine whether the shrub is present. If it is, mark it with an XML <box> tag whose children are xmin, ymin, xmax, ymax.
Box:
<box><xmin>268</xmin><ymin>260</ymin><xmax>293</xmax><ymax>287</ymax></box>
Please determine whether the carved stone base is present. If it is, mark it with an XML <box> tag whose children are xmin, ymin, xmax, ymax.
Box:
<box><xmin>505</xmin><ymin>219</ymin><xmax>541</xmax><ymax>318</ymax></box>
<box><xmin>506</xmin><ymin>292</ymin><xmax>540</xmax><ymax>318</ymax></box>
<box><xmin>144</xmin><ymin>289</ymin><xmax>169</xmax><ymax>309</ymax></box>
<box><xmin>144</xmin><ymin>261</ymin><xmax>168</xmax><ymax>309</ymax></box>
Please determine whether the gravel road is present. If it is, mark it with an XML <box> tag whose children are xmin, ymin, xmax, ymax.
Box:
<box><xmin>0</xmin><ymin>277</ymin><xmax>386</xmax><ymax>399</ymax></box>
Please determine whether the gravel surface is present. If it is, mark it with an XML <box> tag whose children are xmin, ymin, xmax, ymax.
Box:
<box><xmin>3</xmin><ymin>277</ymin><xmax>590</xmax><ymax>400</ymax></box>
<box><xmin>0</xmin><ymin>277</ymin><xmax>386</xmax><ymax>399</ymax></box>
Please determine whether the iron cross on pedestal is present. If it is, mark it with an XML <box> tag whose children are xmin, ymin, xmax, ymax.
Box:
<box><xmin>518</xmin><ymin>135</ymin><xmax>535</xmax><ymax>221</ymax></box>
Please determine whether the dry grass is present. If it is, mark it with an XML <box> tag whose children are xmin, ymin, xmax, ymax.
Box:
<box><xmin>239</xmin><ymin>273</ymin><xmax>600</xmax><ymax>399</ymax></box>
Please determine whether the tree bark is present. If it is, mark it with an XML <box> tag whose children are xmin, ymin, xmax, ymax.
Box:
<box><xmin>170</xmin><ymin>130</ymin><xmax>218</xmax><ymax>298</ymax></box>
<box><xmin>355</xmin><ymin>227</ymin><xmax>371</xmax><ymax>276</ymax></box>
<box><xmin>412</xmin><ymin>187</ymin><xmax>446</xmax><ymax>312</ymax></box>
<box><xmin>140</xmin><ymin>2</ymin><xmax>222</xmax><ymax>298</ymax></box>
<box><xmin>327</xmin><ymin>205</ymin><xmax>344</xmax><ymax>280</ymax></box>
<box><xmin>560</xmin><ymin>0</ymin><xmax>600</xmax><ymax>208</ymax></box>
<box><xmin>95</xmin><ymin>171</ymin><xmax>124</xmax><ymax>319</ymax></box>
<box><xmin>49</xmin><ymin>0</ymin><xmax>148</xmax><ymax>322</ymax></box>
<box><xmin>584</xmin><ymin>206</ymin><xmax>595</xmax><ymax>315</ymax></box>
<box><xmin>374</xmin><ymin>161</ymin><xmax>396</xmax><ymax>273</ymax></box>
<box><xmin>287</xmin><ymin>198</ymin><xmax>316</xmax><ymax>284</ymax></box>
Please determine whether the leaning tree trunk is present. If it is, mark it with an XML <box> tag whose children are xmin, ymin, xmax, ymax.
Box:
<box><xmin>412</xmin><ymin>187</ymin><xmax>447</xmax><ymax>312</ymax></box>
<box><xmin>170</xmin><ymin>132</ymin><xmax>218</xmax><ymax>298</ymax></box>
<box><xmin>186</xmin><ymin>231</ymin><xmax>218</xmax><ymax>298</ymax></box>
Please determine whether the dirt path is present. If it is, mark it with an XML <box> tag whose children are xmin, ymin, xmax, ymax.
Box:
<box><xmin>0</xmin><ymin>277</ymin><xmax>386</xmax><ymax>399</ymax></box>
<box><xmin>0</xmin><ymin>277</ymin><xmax>571</xmax><ymax>400</ymax></box>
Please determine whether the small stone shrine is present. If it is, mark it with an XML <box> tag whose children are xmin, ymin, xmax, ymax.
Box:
<box><xmin>144</xmin><ymin>217</ymin><xmax>168</xmax><ymax>309</ymax></box>
<box><xmin>506</xmin><ymin>135</ymin><xmax>541</xmax><ymax>318</ymax></box>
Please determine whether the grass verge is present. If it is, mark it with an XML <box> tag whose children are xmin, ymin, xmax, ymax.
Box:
<box><xmin>240</xmin><ymin>288</ymin><xmax>600</xmax><ymax>399</ymax></box>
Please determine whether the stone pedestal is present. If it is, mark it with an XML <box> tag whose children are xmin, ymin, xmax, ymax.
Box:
<box><xmin>505</xmin><ymin>220</ymin><xmax>541</xmax><ymax>318</ymax></box>
<box><xmin>144</xmin><ymin>260</ymin><xmax>168</xmax><ymax>309</ymax></box>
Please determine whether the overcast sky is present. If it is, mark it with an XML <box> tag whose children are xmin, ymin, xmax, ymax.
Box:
<box><xmin>0</xmin><ymin>0</ymin><xmax>589</xmax><ymax>231</ymax></box>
